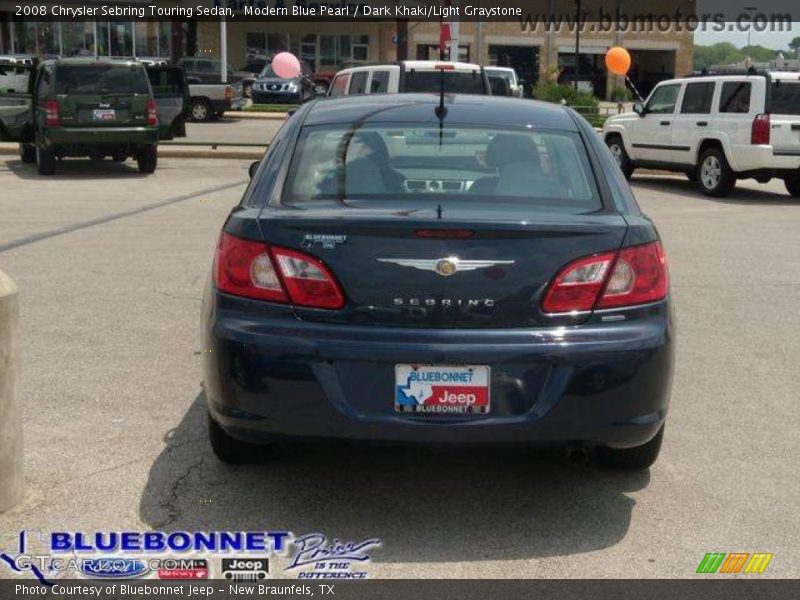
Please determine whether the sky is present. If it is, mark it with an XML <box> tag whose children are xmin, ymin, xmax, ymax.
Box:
<box><xmin>694</xmin><ymin>0</ymin><xmax>798</xmax><ymax>49</ymax></box>
<box><xmin>694</xmin><ymin>28</ymin><xmax>798</xmax><ymax>50</ymax></box>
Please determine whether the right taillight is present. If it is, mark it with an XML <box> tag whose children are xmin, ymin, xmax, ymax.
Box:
<box><xmin>44</xmin><ymin>100</ymin><xmax>60</xmax><ymax>126</ymax></box>
<box><xmin>214</xmin><ymin>232</ymin><xmax>345</xmax><ymax>310</ymax></box>
<box><xmin>225</xmin><ymin>85</ymin><xmax>233</xmax><ymax>101</ymax></box>
<box><xmin>542</xmin><ymin>242</ymin><xmax>668</xmax><ymax>313</ymax></box>
<box><xmin>751</xmin><ymin>113</ymin><xmax>770</xmax><ymax>145</ymax></box>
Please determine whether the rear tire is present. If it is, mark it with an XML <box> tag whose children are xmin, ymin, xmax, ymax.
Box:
<box><xmin>697</xmin><ymin>148</ymin><xmax>736</xmax><ymax>197</ymax></box>
<box><xmin>36</xmin><ymin>138</ymin><xmax>57</xmax><ymax>176</ymax></box>
<box><xmin>136</xmin><ymin>145</ymin><xmax>157</xmax><ymax>174</ymax></box>
<box><xmin>208</xmin><ymin>412</ymin><xmax>262</xmax><ymax>464</ymax></box>
<box><xmin>605</xmin><ymin>135</ymin><xmax>634</xmax><ymax>180</ymax></box>
<box><xmin>597</xmin><ymin>426</ymin><xmax>664</xmax><ymax>470</ymax></box>
<box><xmin>19</xmin><ymin>143</ymin><xmax>36</xmax><ymax>163</ymax></box>
<box><xmin>784</xmin><ymin>175</ymin><xmax>800</xmax><ymax>197</ymax></box>
<box><xmin>190</xmin><ymin>98</ymin><xmax>212</xmax><ymax>122</ymax></box>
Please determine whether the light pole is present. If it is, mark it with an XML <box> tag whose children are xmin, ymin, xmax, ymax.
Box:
<box><xmin>574</xmin><ymin>0</ymin><xmax>581</xmax><ymax>91</ymax></box>
<box><xmin>745</xmin><ymin>6</ymin><xmax>758</xmax><ymax>48</ymax></box>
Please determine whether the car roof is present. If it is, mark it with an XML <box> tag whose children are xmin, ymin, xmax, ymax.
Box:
<box><xmin>46</xmin><ymin>57</ymin><xmax>143</xmax><ymax>67</ymax></box>
<box><xmin>486</xmin><ymin>66</ymin><xmax>515</xmax><ymax>72</ymax></box>
<box><xmin>303</xmin><ymin>94</ymin><xmax>577</xmax><ymax>130</ymax></box>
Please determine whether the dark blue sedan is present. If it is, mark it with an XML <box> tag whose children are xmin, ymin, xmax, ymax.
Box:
<box><xmin>202</xmin><ymin>94</ymin><xmax>674</xmax><ymax>469</ymax></box>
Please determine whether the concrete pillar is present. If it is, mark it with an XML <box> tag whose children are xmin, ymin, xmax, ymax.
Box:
<box><xmin>0</xmin><ymin>270</ymin><xmax>22</xmax><ymax>512</ymax></box>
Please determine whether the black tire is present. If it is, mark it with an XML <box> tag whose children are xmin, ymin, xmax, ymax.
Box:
<box><xmin>36</xmin><ymin>137</ymin><xmax>57</xmax><ymax>175</ymax></box>
<box><xmin>784</xmin><ymin>175</ymin><xmax>800</xmax><ymax>198</ymax></box>
<box><xmin>605</xmin><ymin>135</ymin><xmax>634</xmax><ymax>180</ymax></box>
<box><xmin>136</xmin><ymin>145</ymin><xmax>157</xmax><ymax>174</ymax></box>
<box><xmin>190</xmin><ymin>98</ymin><xmax>212</xmax><ymax>122</ymax></box>
<box><xmin>19</xmin><ymin>143</ymin><xmax>36</xmax><ymax>163</ymax></box>
<box><xmin>208</xmin><ymin>412</ymin><xmax>261</xmax><ymax>464</ymax></box>
<box><xmin>696</xmin><ymin>147</ymin><xmax>736</xmax><ymax>197</ymax></box>
<box><xmin>597</xmin><ymin>426</ymin><xmax>664</xmax><ymax>470</ymax></box>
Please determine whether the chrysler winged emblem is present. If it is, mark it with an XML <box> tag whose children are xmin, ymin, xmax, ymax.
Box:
<box><xmin>378</xmin><ymin>257</ymin><xmax>514</xmax><ymax>277</ymax></box>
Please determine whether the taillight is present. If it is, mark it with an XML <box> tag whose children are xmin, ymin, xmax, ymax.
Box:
<box><xmin>215</xmin><ymin>233</ymin><xmax>345</xmax><ymax>310</ymax></box>
<box><xmin>225</xmin><ymin>85</ymin><xmax>233</xmax><ymax>101</ymax></box>
<box><xmin>146</xmin><ymin>99</ymin><xmax>158</xmax><ymax>127</ymax></box>
<box><xmin>542</xmin><ymin>242</ymin><xmax>668</xmax><ymax>313</ymax></box>
<box><xmin>751</xmin><ymin>113</ymin><xmax>770</xmax><ymax>145</ymax></box>
<box><xmin>44</xmin><ymin>100</ymin><xmax>59</xmax><ymax>126</ymax></box>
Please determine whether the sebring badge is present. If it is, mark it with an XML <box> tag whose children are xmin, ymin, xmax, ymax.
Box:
<box><xmin>378</xmin><ymin>257</ymin><xmax>514</xmax><ymax>277</ymax></box>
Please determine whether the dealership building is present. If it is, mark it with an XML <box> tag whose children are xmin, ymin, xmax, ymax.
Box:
<box><xmin>0</xmin><ymin>0</ymin><xmax>694</xmax><ymax>99</ymax></box>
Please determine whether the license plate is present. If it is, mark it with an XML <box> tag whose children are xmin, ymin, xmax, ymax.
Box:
<box><xmin>395</xmin><ymin>365</ymin><xmax>490</xmax><ymax>415</ymax></box>
<box><xmin>93</xmin><ymin>109</ymin><xmax>115</xmax><ymax>121</ymax></box>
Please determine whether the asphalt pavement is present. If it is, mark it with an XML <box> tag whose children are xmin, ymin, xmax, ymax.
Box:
<box><xmin>0</xmin><ymin>156</ymin><xmax>798</xmax><ymax>578</ymax></box>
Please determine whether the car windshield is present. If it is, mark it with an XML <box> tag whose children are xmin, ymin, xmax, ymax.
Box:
<box><xmin>282</xmin><ymin>123</ymin><xmax>601</xmax><ymax>212</ymax></box>
<box><xmin>404</xmin><ymin>71</ymin><xmax>486</xmax><ymax>94</ymax></box>
<box><xmin>54</xmin><ymin>65</ymin><xmax>150</xmax><ymax>95</ymax></box>
<box><xmin>771</xmin><ymin>80</ymin><xmax>800</xmax><ymax>115</ymax></box>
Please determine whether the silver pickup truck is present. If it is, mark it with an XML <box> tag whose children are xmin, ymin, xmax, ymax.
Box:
<box><xmin>186</xmin><ymin>80</ymin><xmax>245</xmax><ymax>122</ymax></box>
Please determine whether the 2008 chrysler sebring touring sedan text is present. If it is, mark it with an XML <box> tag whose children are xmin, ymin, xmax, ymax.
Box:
<box><xmin>201</xmin><ymin>94</ymin><xmax>674</xmax><ymax>470</ymax></box>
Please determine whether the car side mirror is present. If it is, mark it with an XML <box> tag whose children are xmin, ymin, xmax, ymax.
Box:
<box><xmin>633</xmin><ymin>102</ymin><xmax>646</xmax><ymax>116</ymax></box>
<box><xmin>249</xmin><ymin>161</ymin><xmax>259</xmax><ymax>179</ymax></box>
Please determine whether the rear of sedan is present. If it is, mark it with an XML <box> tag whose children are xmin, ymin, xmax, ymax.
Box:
<box><xmin>202</xmin><ymin>95</ymin><xmax>674</xmax><ymax>469</ymax></box>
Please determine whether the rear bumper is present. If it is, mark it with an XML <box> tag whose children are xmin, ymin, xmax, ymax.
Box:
<box><xmin>252</xmin><ymin>91</ymin><xmax>302</xmax><ymax>104</ymax></box>
<box><xmin>203</xmin><ymin>291</ymin><xmax>675</xmax><ymax>449</ymax></box>
<box><xmin>729</xmin><ymin>144</ymin><xmax>800</xmax><ymax>173</ymax></box>
<box><xmin>209</xmin><ymin>99</ymin><xmax>233</xmax><ymax>114</ymax></box>
<box><xmin>44</xmin><ymin>126</ymin><xmax>158</xmax><ymax>147</ymax></box>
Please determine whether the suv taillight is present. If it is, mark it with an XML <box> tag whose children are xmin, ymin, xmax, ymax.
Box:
<box><xmin>751</xmin><ymin>113</ymin><xmax>770</xmax><ymax>145</ymax></box>
<box><xmin>542</xmin><ymin>242</ymin><xmax>668</xmax><ymax>313</ymax></box>
<box><xmin>44</xmin><ymin>100</ymin><xmax>60</xmax><ymax>126</ymax></box>
<box><xmin>146</xmin><ymin>100</ymin><xmax>158</xmax><ymax>127</ymax></box>
<box><xmin>224</xmin><ymin>85</ymin><xmax>233</xmax><ymax>101</ymax></box>
<box><xmin>215</xmin><ymin>232</ymin><xmax>345</xmax><ymax>310</ymax></box>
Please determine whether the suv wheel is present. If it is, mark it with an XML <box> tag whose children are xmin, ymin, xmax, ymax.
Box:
<box><xmin>605</xmin><ymin>135</ymin><xmax>634</xmax><ymax>180</ymax></box>
<box><xmin>208</xmin><ymin>412</ymin><xmax>263</xmax><ymax>464</ymax></box>
<box><xmin>784</xmin><ymin>175</ymin><xmax>800</xmax><ymax>197</ymax></box>
<box><xmin>136</xmin><ymin>145</ymin><xmax>158</xmax><ymax>174</ymax></box>
<box><xmin>697</xmin><ymin>148</ymin><xmax>736</xmax><ymax>197</ymax></box>
<box><xmin>190</xmin><ymin>99</ymin><xmax>212</xmax><ymax>122</ymax></box>
<box><xmin>36</xmin><ymin>137</ymin><xmax>57</xmax><ymax>176</ymax></box>
<box><xmin>19</xmin><ymin>143</ymin><xmax>36</xmax><ymax>163</ymax></box>
<box><xmin>597</xmin><ymin>426</ymin><xmax>664</xmax><ymax>470</ymax></box>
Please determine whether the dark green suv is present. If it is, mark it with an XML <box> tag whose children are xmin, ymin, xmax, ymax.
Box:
<box><xmin>0</xmin><ymin>58</ymin><xmax>188</xmax><ymax>175</ymax></box>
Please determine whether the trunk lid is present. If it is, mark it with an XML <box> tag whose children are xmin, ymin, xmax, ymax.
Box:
<box><xmin>258</xmin><ymin>202</ymin><xmax>628</xmax><ymax>328</ymax></box>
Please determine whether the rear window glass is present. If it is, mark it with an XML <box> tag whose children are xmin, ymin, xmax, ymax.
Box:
<box><xmin>54</xmin><ymin>65</ymin><xmax>150</xmax><ymax>95</ymax></box>
<box><xmin>370</xmin><ymin>70</ymin><xmax>390</xmax><ymax>93</ymax></box>
<box><xmin>681</xmin><ymin>82</ymin><xmax>715</xmax><ymax>114</ymax></box>
<box><xmin>719</xmin><ymin>82</ymin><xmax>751</xmax><ymax>113</ymax></box>
<box><xmin>283</xmin><ymin>124</ymin><xmax>601</xmax><ymax>212</ymax></box>
<box><xmin>771</xmin><ymin>80</ymin><xmax>800</xmax><ymax>115</ymax></box>
<box><xmin>349</xmin><ymin>71</ymin><xmax>368</xmax><ymax>94</ymax></box>
<box><xmin>403</xmin><ymin>71</ymin><xmax>486</xmax><ymax>94</ymax></box>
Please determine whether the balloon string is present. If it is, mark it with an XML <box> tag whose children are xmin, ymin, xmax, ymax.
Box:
<box><xmin>625</xmin><ymin>75</ymin><xmax>645</xmax><ymax>103</ymax></box>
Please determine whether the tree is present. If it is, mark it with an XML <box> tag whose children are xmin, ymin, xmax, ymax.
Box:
<box><xmin>790</xmin><ymin>36</ymin><xmax>800</xmax><ymax>58</ymax></box>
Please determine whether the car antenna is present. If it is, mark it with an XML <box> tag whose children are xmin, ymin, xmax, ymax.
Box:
<box><xmin>436</xmin><ymin>65</ymin><xmax>448</xmax><ymax>150</ymax></box>
<box><xmin>436</xmin><ymin>203</ymin><xmax>444</xmax><ymax>219</ymax></box>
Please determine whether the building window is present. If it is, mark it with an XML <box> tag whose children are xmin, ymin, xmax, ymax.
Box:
<box><xmin>61</xmin><ymin>22</ymin><xmax>95</xmax><ymax>56</ymax></box>
<box><xmin>135</xmin><ymin>22</ymin><xmax>160</xmax><ymax>58</ymax></box>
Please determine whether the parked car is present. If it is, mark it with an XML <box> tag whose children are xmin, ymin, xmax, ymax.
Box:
<box><xmin>604</xmin><ymin>69</ymin><xmax>800</xmax><ymax>197</ymax></box>
<box><xmin>0</xmin><ymin>55</ymin><xmax>34</xmax><ymax>93</ymax></box>
<box><xmin>486</xmin><ymin>66</ymin><xmax>524</xmax><ymax>98</ymax></box>
<box><xmin>328</xmin><ymin>61</ymin><xmax>492</xmax><ymax>96</ymax></box>
<box><xmin>186</xmin><ymin>80</ymin><xmax>243</xmax><ymax>122</ymax></box>
<box><xmin>251</xmin><ymin>60</ymin><xmax>315</xmax><ymax>104</ymax></box>
<box><xmin>202</xmin><ymin>94</ymin><xmax>674</xmax><ymax>470</ymax></box>
<box><xmin>237</xmin><ymin>58</ymin><xmax>269</xmax><ymax>98</ymax></box>
<box><xmin>0</xmin><ymin>57</ymin><xmax>188</xmax><ymax>175</ymax></box>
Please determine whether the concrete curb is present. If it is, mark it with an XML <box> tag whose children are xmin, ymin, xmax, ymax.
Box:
<box><xmin>0</xmin><ymin>144</ymin><xmax>263</xmax><ymax>161</ymax></box>
<box><xmin>223</xmin><ymin>111</ymin><xmax>289</xmax><ymax>120</ymax></box>
<box><xmin>0</xmin><ymin>269</ymin><xmax>22</xmax><ymax>513</ymax></box>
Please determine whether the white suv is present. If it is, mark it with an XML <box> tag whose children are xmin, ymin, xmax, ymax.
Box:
<box><xmin>327</xmin><ymin>61</ymin><xmax>491</xmax><ymax>97</ymax></box>
<box><xmin>603</xmin><ymin>71</ymin><xmax>800</xmax><ymax>197</ymax></box>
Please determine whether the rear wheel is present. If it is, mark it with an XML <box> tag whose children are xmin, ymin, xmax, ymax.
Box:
<box><xmin>136</xmin><ymin>145</ymin><xmax>157</xmax><ymax>174</ymax></box>
<box><xmin>605</xmin><ymin>135</ymin><xmax>634</xmax><ymax>180</ymax></box>
<box><xmin>697</xmin><ymin>148</ymin><xmax>736</xmax><ymax>197</ymax></box>
<box><xmin>36</xmin><ymin>137</ymin><xmax>57</xmax><ymax>176</ymax></box>
<box><xmin>784</xmin><ymin>175</ymin><xmax>800</xmax><ymax>197</ymax></box>
<box><xmin>19</xmin><ymin>143</ymin><xmax>36</xmax><ymax>163</ymax></box>
<box><xmin>190</xmin><ymin>98</ymin><xmax>212</xmax><ymax>122</ymax></box>
<box><xmin>208</xmin><ymin>412</ymin><xmax>263</xmax><ymax>464</ymax></box>
<box><xmin>597</xmin><ymin>426</ymin><xmax>664</xmax><ymax>470</ymax></box>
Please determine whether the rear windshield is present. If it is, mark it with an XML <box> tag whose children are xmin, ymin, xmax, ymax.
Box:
<box><xmin>54</xmin><ymin>65</ymin><xmax>150</xmax><ymax>95</ymax></box>
<box><xmin>771</xmin><ymin>80</ymin><xmax>800</xmax><ymax>115</ymax></box>
<box><xmin>283</xmin><ymin>124</ymin><xmax>601</xmax><ymax>212</ymax></box>
<box><xmin>403</xmin><ymin>71</ymin><xmax>486</xmax><ymax>94</ymax></box>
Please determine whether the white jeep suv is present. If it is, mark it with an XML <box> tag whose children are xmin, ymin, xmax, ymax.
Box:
<box><xmin>603</xmin><ymin>71</ymin><xmax>800</xmax><ymax>197</ymax></box>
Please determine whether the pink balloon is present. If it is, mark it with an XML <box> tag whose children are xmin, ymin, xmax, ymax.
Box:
<box><xmin>272</xmin><ymin>52</ymin><xmax>302</xmax><ymax>79</ymax></box>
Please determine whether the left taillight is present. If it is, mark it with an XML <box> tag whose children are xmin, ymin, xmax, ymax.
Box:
<box><xmin>225</xmin><ymin>85</ymin><xmax>233</xmax><ymax>101</ymax></box>
<box><xmin>146</xmin><ymin>99</ymin><xmax>158</xmax><ymax>127</ymax></box>
<box><xmin>542</xmin><ymin>242</ymin><xmax>668</xmax><ymax>314</ymax></box>
<box><xmin>44</xmin><ymin>100</ymin><xmax>60</xmax><ymax>126</ymax></box>
<box><xmin>214</xmin><ymin>232</ymin><xmax>345</xmax><ymax>310</ymax></box>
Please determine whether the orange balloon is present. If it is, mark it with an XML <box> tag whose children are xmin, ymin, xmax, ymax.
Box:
<box><xmin>605</xmin><ymin>47</ymin><xmax>631</xmax><ymax>76</ymax></box>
